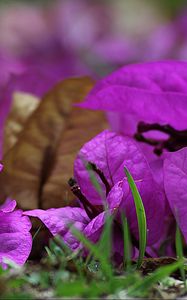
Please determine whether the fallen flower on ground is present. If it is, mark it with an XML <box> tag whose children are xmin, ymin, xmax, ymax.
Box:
<box><xmin>79</xmin><ymin>61</ymin><xmax>187</xmax><ymax>249</ymax></box>
<box><xmin>80</xmin><ymin>61</ymin><xmax>187</xmax><ymax>160</ymax></box>
<box><xmin>0</xmin><ymin>164</ymin><xmax>32</xmax><ymax>268</ymax></box>
<box><xmin>74</xmin><ymin>130</ymin><xmax>165</xmax><ymax>247</ymax></box>
<box><xmin>24</xmin><ymin>182</ymin><xmax>125</xmax><ymax>254</ymax></box>
<box><xmin>25</xmin><ymin>130</ymin><xmax>165</xmax><ymax>258</ymax></box>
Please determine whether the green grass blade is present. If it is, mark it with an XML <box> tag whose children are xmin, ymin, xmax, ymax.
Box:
<box><xmin>71</xmin><ymin>227</ymin><xmax>113</xmax><ymax>279</ymax></box>
<box><xmin>52</xmin><ymin>236</ymin><xmax>85</xmax><ymax>279</ymax></box>
<box><xmin>121</xmin><ymin>213</ymin><xmax>132</xmax><ymax>271</ymax></box>
<box><xmin>124</xmin><ymin>167</ymin><xmax>147</xmax><ymax>268</ymax></box>
<box><xmin>32</xmin><ymin>225</ymin><xmax>42</xmax><ymax>242</ymax></box>
<box><xmin>98</xmin><ymin>214</ymin><xmax>113</xmax><ymax>263</ymax></box>
<box><xmin>45</xmin><ymin>246</ymin><xmax>53</xmax><ymax>260</ymax></box>
<box><xmin>175</xmin><ymin>224</ymin><xmax>186</xmax><ymax>286</ymax></box>
<box><xmin>128</xmin><ymin>260</ymin><xmax>184</xmax><ymax>297</ymax></box>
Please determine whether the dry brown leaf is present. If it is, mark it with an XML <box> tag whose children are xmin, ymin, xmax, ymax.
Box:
<box><xmin>0</xmin><ymin>77</ymin><xmax>95</xmax><ymax>209</ymax></box>
<box><xmin>42</xmin><ymin>106</ymin><xmax>107</xmax><ymax>208</ymax></box>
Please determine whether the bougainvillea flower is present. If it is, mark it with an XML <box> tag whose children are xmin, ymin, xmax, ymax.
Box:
<box><xmin>80</xmin><ymin>61</ymin><xmax>187</xmax><ymax>160</ymax></box>
<box><xmin>0</xmin><ymin>163</ymin><xmax>32</xmax><ymax>267</ymax></box>
<box><xmin>24</xmin><ymin>180</ymin><xmax>126</xmax><ymax>254</ymax></box>
<box><xmin>74</xmin><ymin>130</ymin><xmax>165</xmax><ymax>246</ymax></box>
<box><xmin>164</xmin><ymin>148</ymin><xmax>187</xmax><ymax>241</ymax></box>
<box><xmin>0</xmin><ymin>199</ymin><xmax>32</xmax><ymax>267</ymax></box>
<box><xmin>25</xmin><ymin>207</ymin><xmax>90</xmax><ymax>251</ymax></box>
<box><xmin>0</xmin><ymin>165</ymin><xmax>32</xmax><ymax>267</ymax></box>
<box><xmin>25</xmin><ymin>130</ymin><xmax>165</xmax><ymax>256</ymax></box>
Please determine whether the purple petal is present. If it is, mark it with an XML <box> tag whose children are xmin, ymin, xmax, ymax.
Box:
<box><xmin>74</xmin><ymin>130</ymin><xmax>165</xmax><ymax>245</ymax></box>
<box><xmin>84</xmin><ymin>211</ymin><xmax>106</xmax><ymax>243</ymax></box>
<box><xmin>84</xmin><ymin>209</ymin><xmax>132</xmax><ymax>260</ymax></box>
<box><xmin>74</xmin><ymin>130</ymin><xmax>157</xmax><ymax>205</ymax></box>
<box><xmin>0</xmin><ymin>199</ymin><xmax>16</xmax><ymax>213</ymax></box>
<box><xmin>80</xmin><ymin>61</ymin><xmax>187</xmax><ymax>136</ymax></box>
<box><xmin>164</xmin><ymin>148</ymin><xmax>187</xmax><ymax>241</ymax></box>
<box><xmin>107</xmin><ymin>180</ymin><xmax>129</xmax><ymax>210</ymax></box>
<box><xmin>25</xmin><ymin>207</ymin><xmax>90</xmax><ymax>250</ymax></box>
<box><xmin>0</xmin><ymin>209</ymin><xmax>32</xmax><ymax>266</ymax></box>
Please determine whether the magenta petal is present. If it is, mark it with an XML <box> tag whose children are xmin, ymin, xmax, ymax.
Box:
<box><xmin>164</xmin><ymin>148</ymin><xmax>187</xmax><ymax>241</ymax></box>
<box><xmin>75</xmin><ymin>130</ymin><xmax>157</xmax><ymax>204</ymax></box>
<box><xmin>84</xmin><ymin>209</ymin><xmax>127</xmax><ymax>259</ymax></box>
<box><xmin>0</xmin><ymin>210</ymin><xmax>32</xmax><ymax>266</ymax></box>
<box><xmin>84</xmin><ymin>211</ymin><xmax>106</xmax><ymax>243</ymax></box>
<box><xmin>0</xmin><ymin>199</ymin><xmax>17</xmax><ymax>213</ymax></box>
<box><xmin>74</xmin><ymin>129</ymin><xmax>165</xmax><ymax>245</ymax></box>
<box><xmin>84</xmin><ymin>210</ymin><xmax>132</xmax><ymax>260</ymax></box>
<box><xmin>25</xmin><ymin>207</ymin><xmax>90</xmax><ymax>236</ymax></box>
<box><xmin>25</xmin><ymin>207</ymin><xmax>90</xmax><ymax>250</ymax></box>
<box><xmin>80</xmin><ymin>61</ymin><xmax>187</xmax><ymax>134</ymax></box>
<box><xmin>107</xmin><ymin>180</ymin><xmax>129</xmax><ymax>210</ymax></box>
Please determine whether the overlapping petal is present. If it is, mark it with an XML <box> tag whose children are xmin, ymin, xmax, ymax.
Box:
<box><xmin>0</xmin><ymin>164</ymin><xmax>32</xmax><ymax>267</ymax></box>
<box><xmin>164</xmin><ymin>148</ymin><xmax>187</xmax><ymax>241</ymax></box>
<box><xmin>83</xmin><ymin>182</ymin><xmax>126</xmax><ymax>243</ymax></box>
<box><xmin>24</xmin><ymin>176</ymin><xmax>126</xmax><ymax>251</ymax></box>
<box><xmin>80</xmin><ymin>61</ymin><xmax>187</xmax><ymax>136</ymax></box>
<box><xmin>84</xmin><ymin>211</ymin><xmax>106</xmax><ymax>243</ymax></box>
<box><xmin>25</xmin><ymin>207</ymin><xmax>90</xmax><ymax>250</ymax></box>
<box><xmin>0</xmin><ymin>200</ymin><xmax>32</xmax><ymax>267</ymax></box>
<box><xmin>0</xmin><ymin>198</ymin><xmax>16</xmax><ymax>213</ymax></box>
<box><xmin>75</xmin><ymin>130</ymin><xmax>165</xmax><ymax>245</ymax></box>
<box><xmin>74</xmin><ymin>130</ymin><xmax>151</xmax><ymax>204</ymax></box>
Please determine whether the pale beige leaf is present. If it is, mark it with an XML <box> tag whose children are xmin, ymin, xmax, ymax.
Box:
<box><xmin>3</xmin><ymin>91</ymin><xmax>39</xmax><ymax>154</ymax></box>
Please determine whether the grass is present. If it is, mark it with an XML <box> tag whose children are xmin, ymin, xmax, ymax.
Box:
<box><xmin>124</xmin><ymin>167</ymin><xmax>147</xmax><ymax>268</ymax></box>
<box><xmin>0</xmin><ymin>239</ymin><xmax>185</xmax><ymax>299</ymax></box>
<box><xmin>122</xmin><ymin>213</ymin><xmax>132</xmax><ymax>271</ymax></box>
<box><xmin>0</xmin><ymin>169</ymin><xmax>186</xmax><ymax>299</ymax></box>
<box><xmin>175</xmin><ymin>223</ymin><xmax>186</xmax><ymax>286</ymax></box>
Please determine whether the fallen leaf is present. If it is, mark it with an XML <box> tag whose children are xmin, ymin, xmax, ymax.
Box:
<box><xmin>42</xmin><ymin>105</ymin><xmax>107</xmax><ymax>208</ymax></box>
<box><xmin>0</xmin><ymin>77</ymin><xmax>98</xmax><ymax>209</ymax></box>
